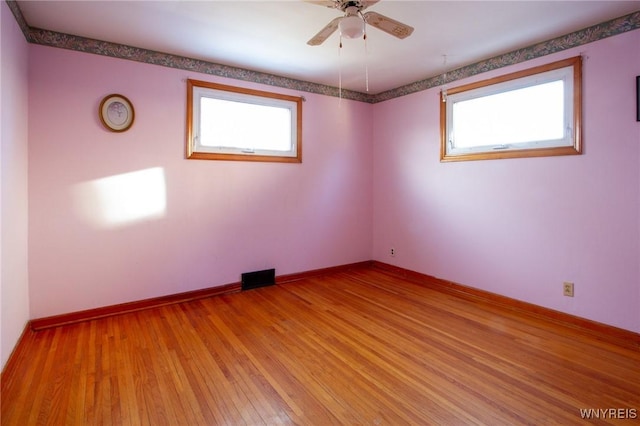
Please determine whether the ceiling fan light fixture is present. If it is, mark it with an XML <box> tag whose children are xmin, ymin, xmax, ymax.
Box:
<box><xmin>339</xmin><ymin>15</ymin><xmax>364</xmax><ymax>39</ymax></box>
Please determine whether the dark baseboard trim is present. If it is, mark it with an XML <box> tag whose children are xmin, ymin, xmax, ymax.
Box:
<box><xmin>25</xmin><ymin>260</ymin><xmax>639</xmax><ymax>349</ymax></box>
<box><xmin>30</xmin><ymin>282</ymin><xmax>242</xmax><ymax>331</ymax></box>
<box><xmin>371</xmin><ymin>261</ymin><xmax>640</xmax><ymax>350</ymax></box>
<box><xmin>29</xmin><ymin>261</ymin><xmax>373</xmax><ymax>331</ymax></box>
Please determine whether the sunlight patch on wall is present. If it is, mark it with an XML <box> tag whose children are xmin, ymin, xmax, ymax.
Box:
<box><xmin>73</xmin><ymin>167</ymin><xmax>167</xmax><ymax>228</ymax></box>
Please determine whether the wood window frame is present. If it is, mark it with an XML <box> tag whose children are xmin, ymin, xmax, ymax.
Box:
<box><xmin>187</xmin><ymin>79</ymin><xmax>303</xmax><ymax>163</ymax></box>
<box><xmin>440</xmin><ymin>56</ymin><xmax>583</xmax><ymax>162</ymax></box>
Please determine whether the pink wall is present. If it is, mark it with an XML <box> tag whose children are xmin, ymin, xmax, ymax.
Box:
<box><xmin>373</xmin><ymin>30</ymin><xmax>640</xmax><ymax>333</ymax></box>
<box><xmin>1</xmin><ymin>1</ymin><xmax>30</xmax><ymax>370</ymax></box>
<box><xmin>17</xmin><ymin>13</ymin><xmax>640</xmax><ymax>339</ymax></box>
<box><xmin>28</xmin><ymin>46</ymin><xmax>373</xmax><ymax>318</ymax></box>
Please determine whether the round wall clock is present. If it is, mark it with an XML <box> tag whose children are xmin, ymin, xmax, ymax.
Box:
<box><xmin>99</xmin><ymin>94</ymin><xmax>135</xmax><ymax>132</ymax></box>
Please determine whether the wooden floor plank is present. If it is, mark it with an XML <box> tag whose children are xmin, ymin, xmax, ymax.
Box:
<box><xmin>2</xmin><ymin>266</ymin><xmax>639</xmax><ymax>425</ymax></box>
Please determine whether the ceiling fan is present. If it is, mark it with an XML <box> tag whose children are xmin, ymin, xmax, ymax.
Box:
<box><xmin>307</xmin><ymin>0</ymin><xmax>414</xmax><ymax>46</ymax></box>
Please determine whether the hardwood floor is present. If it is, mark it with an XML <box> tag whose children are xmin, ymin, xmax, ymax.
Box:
<box><xmin>2</xmin><ymin>266</ymin><xmax>639</xmax><ymax>425</ymax></box>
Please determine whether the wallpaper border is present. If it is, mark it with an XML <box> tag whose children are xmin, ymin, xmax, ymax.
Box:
<box><xmin>5</xmin><ymin>1</ymin><xmax>639</xmax><ymax>104</ymax></box>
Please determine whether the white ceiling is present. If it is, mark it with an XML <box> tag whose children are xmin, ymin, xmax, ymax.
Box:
<box><xmin>16</xmin><ymin>1</ymin><xmax>640</xmax><ymax>94</ymax></box>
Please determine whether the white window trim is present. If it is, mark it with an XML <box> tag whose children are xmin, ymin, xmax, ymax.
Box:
<box><xmin>187</xmin><ymin>79</ymin><xmax>303</xmax><ymax>163</ymax></box>
<box><xmin>440</xmin><ymin>56</ymin><xmax>582</xmax><ymax>162</ymax></box>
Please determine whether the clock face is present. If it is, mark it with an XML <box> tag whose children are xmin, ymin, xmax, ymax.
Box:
<box><xmin>106</xmin><ymin>101</ymin><xmax>129</xmax><ymax>126</ymax></box>
<box><xmin>100</xmin><ymin>95</ymin><xmax>134</xmax><ymax>132</ymax></box>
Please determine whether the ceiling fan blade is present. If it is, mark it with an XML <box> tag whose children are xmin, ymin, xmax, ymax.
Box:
<box><xmin>363</xmin><ymin>11</ymin><xmax>414</xmax><ymax>39</ymax></box>
<box><xmin>360</xmin><ymin>1</ymin><xmax>380</xmax><ymax>11</ymax></box>
<box><xmin>304</xmin><ymin>1</ymin><xmax>339</xmax><ymax>9</ymax></box>
<box><xmin>307</xmin><ymin>17</ymin><xmax>342</xmax><ymax>46</ymax></box>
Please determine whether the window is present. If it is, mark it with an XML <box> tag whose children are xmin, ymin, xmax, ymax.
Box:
<box><xmin>440</xmin><ymin>56</ymin><xmax>582</xmax><ymax>162</ymax></box>
<box><xmin>187</xmin><ymin>79</ymin><xmax>303</xmax><ymax>163</ymax></box>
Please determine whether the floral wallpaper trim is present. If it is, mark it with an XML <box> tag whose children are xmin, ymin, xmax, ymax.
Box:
<box><xmin>5</xmin><ymin>0</ymin><xmax>30</xmax><ymax>41</ymax></box>
<box><xmin>26</xmin><ymin>27</ymin><xmax>370</xmax><ymax>103</ymax></box>
<box><xmin>6</xmin><ymin>0</ymin><xmax>640</xmax><ymax>104</ymax></box>
<box><xmin>369</xmin><ymin>11</ymin><xmax>640</xmax><ymax>103</ymax></box>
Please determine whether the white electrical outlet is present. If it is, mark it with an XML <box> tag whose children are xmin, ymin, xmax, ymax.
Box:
<box><xmin>563</xmin><ymin>282</ymin><xmax>574</xmax><ymax>297</ymax></box>
<box><xmin>390</xmin><ymin>248</ymin><xmax>396</xmax><ymax>257</ymax></box>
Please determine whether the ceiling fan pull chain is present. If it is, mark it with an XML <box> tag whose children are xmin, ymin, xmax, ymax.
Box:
<box><xmin>364</xmin><ymin>27</ymin><xmax>369</xmax><ymax>92</ymax></box>
<box><xmin>338</xmin><ymin>35</ymin><xmax>343</xmax><ymax>102</ymax></box>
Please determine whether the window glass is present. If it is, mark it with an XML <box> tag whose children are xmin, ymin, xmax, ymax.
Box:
<box><xmin>199</xmin><ymin>98</ymin><xmax>292</xmax><ymax>152</ymax></box>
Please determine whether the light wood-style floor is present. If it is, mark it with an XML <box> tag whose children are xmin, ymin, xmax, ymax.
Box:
<box><xmin>2</xmin><ymin>267</ymin><xmax>639</xmax><ymax>425</ymax></box>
